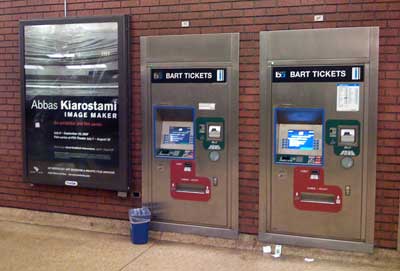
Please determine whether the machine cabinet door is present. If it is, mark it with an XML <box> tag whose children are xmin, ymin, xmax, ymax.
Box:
<box><xmin>270</xmin><ymin>80</ymin><xmax>364</xmax><ymax>240</ymax></box>
<box><xmin>149</xmin><ymin>70</ymin><xmax>232</xmax><ymax>228</ymax></box>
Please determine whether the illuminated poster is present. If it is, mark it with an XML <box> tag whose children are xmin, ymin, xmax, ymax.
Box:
<box><xmin>20</xmin><ymin>17</ymin><xmax>130</xmax><ymax>191</ymax></box>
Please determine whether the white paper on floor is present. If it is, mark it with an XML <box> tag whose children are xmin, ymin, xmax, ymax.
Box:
<box><xmin>271</xmin><ymin>245</ymin><xmax>282</xmax><ymax>258</ymax></box>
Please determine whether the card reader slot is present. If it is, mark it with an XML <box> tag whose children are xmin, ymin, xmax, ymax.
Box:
<box><xmin>300</xmin><ymin>192</ymin><xmax>336</xmax><ymax>205</ymax></box>
<box><xmin>175</xmin><ymin>183</ymin><xmax>206</xmax><ymax>194</ymax></box>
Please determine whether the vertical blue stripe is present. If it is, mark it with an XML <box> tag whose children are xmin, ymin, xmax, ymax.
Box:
<box><xmin>217</xmin><ymin>69</ymin><xmax>224</xmax><ymax>81</ymax></box>
<box><xmin>216</xmin><ymin>70</ymin><xmax>220</xmax><ymax>81</ymax></box>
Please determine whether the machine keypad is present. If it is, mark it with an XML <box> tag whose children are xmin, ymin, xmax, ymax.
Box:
<box><xmin>313</xmin><ymin>139</ymin><xmax>320</xmax><ymax>150</ymax></box>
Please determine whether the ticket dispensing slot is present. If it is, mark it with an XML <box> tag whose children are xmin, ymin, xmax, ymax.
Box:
<box><xmin>300</xmin><ymin>193</ymin><xmax>336</xmax><ymax>205</ymax></box>
<box><xmin>175</xmin><ymin>183</ymin><xmax>207</xmax><ymax>194</ymax></box>
<box><xmin>294</xmin><ymin>167</ymin><xmax>342</xmax><ymax>212</ymax></box>
<box><xmin>154</xmin><ymin>106</ymin><xmax>195</xmax><ymax>159</ymax></box>
<box><xmin>170</xmin><ymin>160</ymin><xmax>211</xmax><ymax>201</ymax></box>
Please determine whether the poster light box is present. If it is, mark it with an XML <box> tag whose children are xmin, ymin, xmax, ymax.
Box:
<box><xmin>20</xmin><ymin>16</ymin><xmax>130</xmax><ymax>191</ymax></box>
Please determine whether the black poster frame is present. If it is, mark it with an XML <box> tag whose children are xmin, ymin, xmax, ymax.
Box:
<box><xmin>19</xmin><ymin>16</ymin><xmax>131</xmax><ymax>192</ymax></box>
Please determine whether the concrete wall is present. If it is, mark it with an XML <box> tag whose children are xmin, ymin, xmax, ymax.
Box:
<box><xmin>0</xmin><ymin>0</ymin><xmax>398</xmax><ymax>249</ymax></box>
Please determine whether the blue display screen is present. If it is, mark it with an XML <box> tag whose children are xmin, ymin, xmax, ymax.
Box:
<box><xmin>287</xmin><ymin>130</ymin><xmax>314</xmax><ymax>150</ymax></box>
<box><xmin>167</xmin><ymin>127</ymin><xmax>191</xmax><ymax>144</ymax></box>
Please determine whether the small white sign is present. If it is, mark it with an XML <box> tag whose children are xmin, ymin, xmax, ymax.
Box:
<box><xmin>198</xmin><ymin>103</ymin><xmax>215</xmax><ymax>111</ymax></box>
<box><xmin>65</xmin><ymin>180</ymin><xmax>78</xmax><ymax>186</ymax></box>
<box><xmin>262</xmin><ymin>245</ymin><xmax>272</xmax><ymax>254</ymax></box>
<box><xmin>314</xmin><ymin>15</ymin><xmax>324</xmax><ymax>22</ymax></box>
<box><xmin>337</xmin><ymin>84</ymin><xmax>360</xmax><ymax>112</ymax></box>
<box><xmin>181</xmin><ymin>21</ymin><xmax>190</xmax><ymax>28</ymax></box>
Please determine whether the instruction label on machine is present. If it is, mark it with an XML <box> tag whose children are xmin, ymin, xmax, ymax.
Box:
<box><xmin>198</xmin><ymin>103</ymin><xmax>216</xmax><ymax>111</ymax></box>
<box><xmin>336</xmin><ymin>84</ymin><xmax>360</xmax><ymax>112</ymax></box>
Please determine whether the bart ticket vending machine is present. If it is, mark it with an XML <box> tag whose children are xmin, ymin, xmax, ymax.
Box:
<box><xmin>259</xmin><ymin>27</ymin><xmax>379</xmax><ymax>252</ymax></box>
<box><xmin>141</xmin><ymin>33</ymin><xmax>239</xmax><ymax>237</ymax></box>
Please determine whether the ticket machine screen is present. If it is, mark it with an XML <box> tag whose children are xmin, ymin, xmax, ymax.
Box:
<box><xmin>160</xmin><ymin>123</ymin><xmax>193</xmax><ymax>150</ymax></box>
<box><xmin>166</xmin><ymin>127</ymin><xmax>191</xmax><ymax>145</ymax></box>
<box><xmin>154</xmin><ymin>106</ymin><xmax>195</xmax><ymax>159</ymax></box>
<box><xmin>287</xmin><ymin>130</ymin><xmax>314</xmax><ymax>150</ymax></box>
<box><xmin>275</xmin><ymin>108</ymin><xmax>324</xmax><ymax>165</ymax></box>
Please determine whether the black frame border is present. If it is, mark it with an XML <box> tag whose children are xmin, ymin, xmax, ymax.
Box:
<box><xmin>19</xmin><ymin>15</ymin><xmax>131</xmax><ymax>192</ymax></box>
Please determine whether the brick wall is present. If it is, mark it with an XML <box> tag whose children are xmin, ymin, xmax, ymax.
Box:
<box><xmin>0</xmin><ymin>0</ymin><xmax>398</xmax><ymax>249</ymax></box>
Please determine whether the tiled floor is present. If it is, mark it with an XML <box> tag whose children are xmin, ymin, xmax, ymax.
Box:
<box><xmin>0</xmin><ymin>221</ymin><xmax>399</xmax><ymax>271</ymax></box>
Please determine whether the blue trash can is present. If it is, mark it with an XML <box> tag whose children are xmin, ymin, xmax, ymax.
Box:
<box><xmin>129</xmin><ymin>207</ymin><xmax>151</xmax><ymax>245</ymax></box>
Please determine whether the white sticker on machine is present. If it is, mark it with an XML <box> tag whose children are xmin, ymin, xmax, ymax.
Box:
<box><xmin>198</xmin><ymin>103</ymin><xmax>216</xmax><ymax>111</ymax></box>
<box><xmin>336</xmin><ymin>83</ymin><xmax>360</xmax><ymax>112</ymax></box>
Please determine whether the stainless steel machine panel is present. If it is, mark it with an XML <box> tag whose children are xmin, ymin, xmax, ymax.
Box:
<box><xmin>265</xmin><ymin>27</ymin><xmax>371</xmax><ymax>61</ymax></box>
<box><xmin>151</xmin><ymin>80</ymin><xmax>230</xmax><ymax>227</ymax></box>
<box><xmin>259</xmin><ymin>27</ymin><xmax>379</xmax><ymax>252</ymax></box>
<box><xmin>271</xmin><ymin>81</ymin><xmax>364</xmax><ymax>240</ymax></box>
<box><xmin>141</xmin><ymin>33</ymin><xmax>239</xmax><ymax>238</ymax></box>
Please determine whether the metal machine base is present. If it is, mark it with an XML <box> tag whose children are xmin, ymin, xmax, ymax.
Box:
<box><xmin>150</xmin><ymin>221</ymin><xmax>239</xmax><ymax>239</ymax></box>
<box><xmin>258</xmin><ymin>232</ymin><xmax>373</xmax><ymax>253</ymax></box>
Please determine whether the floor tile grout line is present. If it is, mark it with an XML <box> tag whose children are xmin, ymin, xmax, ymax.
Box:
<box><xmin>118</xmin><ymin>242</ymin><xmax>157</xmax><ymax>271</ymax></box>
